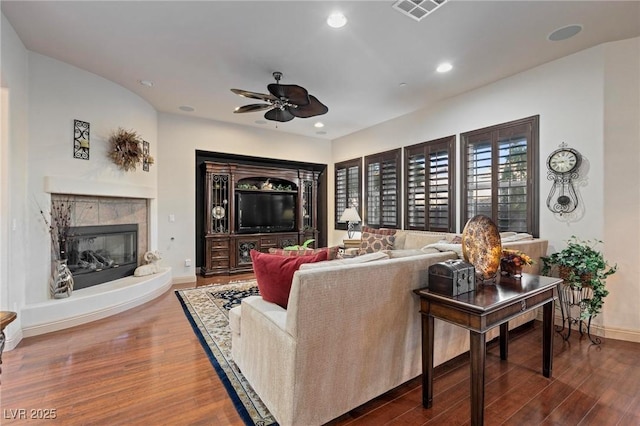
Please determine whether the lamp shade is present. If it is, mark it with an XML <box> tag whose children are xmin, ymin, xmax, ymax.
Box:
<box><xmin>339</xmin><ymin>207</ymin><xmax>361</xmax><ymax>223</ymax></box>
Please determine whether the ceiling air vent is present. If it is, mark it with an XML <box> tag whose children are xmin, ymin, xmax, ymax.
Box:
<box><xmin>392</xmin><ymin>0</ymin><xmax>448</xmax><ymax>22</ymax></box>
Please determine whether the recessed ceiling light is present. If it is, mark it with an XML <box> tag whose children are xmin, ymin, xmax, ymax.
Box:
<box><xmin>314</xmin><ymin>122</ymin><xmax>325</xmax><ymax>128</ymax></box>
<box><xmin>179</xmin><ymin>105</ymin><xmax>195</xmax><ymax>112</ymax></box>
<box><xmin>138</xmin><ymin>80</ymin><xmax>154</xmax><ymax>87</ymax></box>
<box><xmin>399</xmin><ymin>82</ymin><xmax>408</xmax><ymax>88</ymax></box>
<box><xmin>316</xmin><ymin>131</ymin><xmax>327</xmax><ymax>135</ymax></box>
<box><xmin>436</xmin><ymin>62</ymin><xmax>453</xmax><ymax>73</ymax></box>
<box><xmin>327</xmin><ymin>12</ymin><xmax>347</xmax><ymax>28</ymax></box>
<box><xmin>548</xmin><ymin>24</ymin><xmax>583</xmax><ymax>42</ymax></box>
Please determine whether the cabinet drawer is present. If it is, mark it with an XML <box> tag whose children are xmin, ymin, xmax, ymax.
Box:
<box><xmin>261</xmin><ymin>236</ymin><xmax>278</xmax><ymax>246</ymax></box>
<box><xmin>210</xmin><ymin>239</ymin><xmax>229</xmax><ymax>249</ymax></box>
<box><xmin>209</xmin><ymin>259</ymin><xmax>229</xmax><ymax>269</ymax></box>
<box><xmin>211</xmin><ymin>249</ymin><xmax>229</xmax><ymax>259</ymax></box>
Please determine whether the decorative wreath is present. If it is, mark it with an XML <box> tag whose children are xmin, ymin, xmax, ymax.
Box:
<box><xmin>108</xmin><ymin>128</ymin><xmax>144</xmax><ymax>171</ymax></box>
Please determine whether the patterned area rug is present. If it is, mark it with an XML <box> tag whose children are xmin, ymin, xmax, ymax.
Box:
<box><xmin>175</xmin><ymin>280</ymin><xmax>277</xmax><ymax>426</ymax></box>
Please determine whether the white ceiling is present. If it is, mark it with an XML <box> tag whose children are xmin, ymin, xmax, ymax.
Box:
<box><xmin>2</xmin><ymin>1</ymin><xmax>639</xmax><ymax>140</ymax></box>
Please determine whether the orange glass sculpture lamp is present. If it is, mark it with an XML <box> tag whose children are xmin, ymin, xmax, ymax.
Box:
<box><xmin>461</xmin><ymin>215</ymin><xmax>502</xmax><ymax>282</ymax></box>
<box><xmin>500</xmin><ymin>249</ymin><xmax>534</xmax><ymax>278</ymax></box>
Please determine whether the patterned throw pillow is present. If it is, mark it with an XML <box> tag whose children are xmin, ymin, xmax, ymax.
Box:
<box><xmin>359</xmin><ymin>231</ymin><xmax>396</xmax><ymax>255</ymax></box>
<box><xmin>268</xmin><ymin>246</ymin><xmax>340</xmax><ymax>260</ymax></box>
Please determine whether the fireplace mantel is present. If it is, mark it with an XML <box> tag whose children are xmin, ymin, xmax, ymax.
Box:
<box><xmin>44</xmin><ymin>176</ymin><xmax>156</xmax><ymax>199</ymax></box>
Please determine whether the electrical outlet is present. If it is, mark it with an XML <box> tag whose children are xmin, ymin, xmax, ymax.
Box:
<box><xmin>185</xmin><ymin>259</ymin><xmax>192</xmax><ymax>267</ymax></box>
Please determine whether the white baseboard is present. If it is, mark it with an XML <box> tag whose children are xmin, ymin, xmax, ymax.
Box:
<box><xmin>4</xmin><ymin>328</ymin><xmax>23</xmax><ymax>351</ymax></box>
<box><xmin>536</xmin><ymin>310</ymin><xmax>640</xmax><ymax>343</ymax></box>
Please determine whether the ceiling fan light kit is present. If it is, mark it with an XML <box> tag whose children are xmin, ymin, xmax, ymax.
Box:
<box><xmin>231</xmin><ymin>72</ymin><xmax>328</xmax><ymax>123</ymax></box>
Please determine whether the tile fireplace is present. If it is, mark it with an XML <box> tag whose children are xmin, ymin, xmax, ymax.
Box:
<box><xmin>50</xmin><ymin>193</ymin><xmax>149</xmax><ymax>289</ymax></box>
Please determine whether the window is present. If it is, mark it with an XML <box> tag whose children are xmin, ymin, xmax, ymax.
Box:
<box><xmin>334</xmin><ymin>158</ymin><xmax>362</xmax><ymax>230</ymax></box>
<box><xmin>364</xmin><ymin>149</ymin><xmax>401</xmax><ymax>229</ymax></box>
<box><xmin>461</xmin><ymin>116</ymin><xmax>539</xmax><ymax>235</ymax></box>
<box><xmin>404</xmin><ymin>136</ymin><xmax>456</xmax><ymax>232</ymax></box>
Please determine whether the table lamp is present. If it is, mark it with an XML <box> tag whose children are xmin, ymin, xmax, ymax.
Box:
<box><xmin>339</xmin><ymin>207</ymin><xmax>362</xmax><ymax>239</ymax></box>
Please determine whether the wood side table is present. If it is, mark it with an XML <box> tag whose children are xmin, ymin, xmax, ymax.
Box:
<box><xmin>415</xmin><ymin>274</ymin><xmax>561</xmax><ymax>426</ymax></box>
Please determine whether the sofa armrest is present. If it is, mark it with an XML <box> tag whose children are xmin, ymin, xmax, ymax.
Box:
<box><xmin>234</xmin><ymin>296</ymin><xmax>297</xmax><ymax>423</ymax></box>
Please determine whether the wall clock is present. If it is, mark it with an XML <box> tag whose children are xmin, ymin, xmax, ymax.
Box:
<box><xmin>546</xmin><ymin>144</ymin><xmax>582</xmax><ymax>215</ymax></box>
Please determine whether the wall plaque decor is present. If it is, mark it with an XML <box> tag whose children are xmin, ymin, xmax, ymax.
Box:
<box><xmin>73</xmin><ymin>119</ymin><xmax>90</xmax><ymax>160</ymax></box>
<box><xmin>143</xmin><ymin>140</ymin><xmax>150</xmax><ymax>172</ymax></box>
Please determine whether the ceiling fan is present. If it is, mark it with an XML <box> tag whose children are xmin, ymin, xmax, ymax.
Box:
<box><xmin>231</xmin><ymin>72</ymin><xmax>328</xmax><ymax>122</ymax></box>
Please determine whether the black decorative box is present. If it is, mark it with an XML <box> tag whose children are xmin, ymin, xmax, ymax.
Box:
<box><xmin>428</xmin><ymin>259</ymin><xmax>476</xmax><ymax>296</ymax></box>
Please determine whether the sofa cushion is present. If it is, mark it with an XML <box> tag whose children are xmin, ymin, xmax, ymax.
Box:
<box><xmin>422</xmin><ymin>242</ymin><xmax>464</xmax><ymax>258</ymax></box>
<box><xmin>402</xmin><ymin>232</ymin><xmax>445</xmax><ymax>250</ymax></box>
<box><xmin>299</xmin><ymin>251</ymin><xmax>390</xmax><ymax>270</ymax></box>
<box><xmin>268</xmin><ymin>246</ymin><xmax>340</xmax><ymax>260</ymax></box>
<box><xmin>383</xmin><ymin>249</ymin><xmax>426</xmax><ymax>258</ymax></box>
<box><xmin>500</xmin><ymin>232</ymin><xmax>534</xmax><ymax>242</ymax></box>
<box><xmin>250</xmin><ymin>249</ymin><xmax>328</xmax><ymax>309</ymax></box>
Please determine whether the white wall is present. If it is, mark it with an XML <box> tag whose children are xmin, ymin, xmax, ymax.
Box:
<box><xmin>1</xmin><ymin>14</ymin><xmax>30</xmax><ymax>346</ymax></box>
<box><xmin>331</xmin><ymin>38</ymin><xmax>640</xmax><ymax>341</ymax></box>
<box><xmin>602</xmin><ymin>37</ymin><xmax>640</xmax><ymax>336</ymax></box>
<box><xmin>24</xmin><ymin>52</ymin><xmax>158</xmax><ymax>305</ymax></box>
<box><xmin>157</xmin><ymin>113</ymin><xmax>332</xmax><ymax>282</ymax></box>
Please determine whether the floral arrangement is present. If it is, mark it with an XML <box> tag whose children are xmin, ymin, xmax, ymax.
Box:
<box><xmin>501</xmin><ymin>249</ymin><xmax>534</xmax><ymax>266</ymax></box>
<box><xmin>39</xmin><ymin>199</ymin><xmax>72</xmax><ymax>261</ymax></box>
<box><xmin>38</xmin><ymin>198</ymin><xmax>92</xmax><ymax>261</ymax></box>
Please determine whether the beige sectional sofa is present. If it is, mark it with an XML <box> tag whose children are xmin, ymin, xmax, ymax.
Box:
<box><xmin>229</xmin><ymin>231</ymin><xmax>548</xmax><ymax>426</ymax></box>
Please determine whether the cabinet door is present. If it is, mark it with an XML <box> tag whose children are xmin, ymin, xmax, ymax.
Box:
<box><xmin>277</xmin><ymin>234</ymin><xmax>299</xmax><ymax>249</ymax></box>
<box><xmin>236</xmin><ymin>238</ymin><xmax>259</xmax><ymax>266</ymax></box>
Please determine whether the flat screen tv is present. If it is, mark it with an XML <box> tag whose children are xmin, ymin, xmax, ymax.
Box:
<box><xmin>236</xmin><ymin>192</ymin><xmax>296</xmax><ymax>233</ymax></box>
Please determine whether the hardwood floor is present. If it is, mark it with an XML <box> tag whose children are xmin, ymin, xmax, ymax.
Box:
<box><xmin>2</xmin><ymin>274</ymin><xmax>639</xmax><ymax>425</ymax></box>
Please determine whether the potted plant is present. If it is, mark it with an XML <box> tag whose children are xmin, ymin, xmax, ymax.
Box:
<box><xmin>541</xmin><ymin>236</ymin><xmax>617</xmax><ymax>319</ymax></box>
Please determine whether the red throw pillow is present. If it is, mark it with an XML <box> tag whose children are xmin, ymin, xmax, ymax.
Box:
<box><xmin>250</xmin><ymin>249</ymin><xmax>328</xmax><ymax>309</ymax></box>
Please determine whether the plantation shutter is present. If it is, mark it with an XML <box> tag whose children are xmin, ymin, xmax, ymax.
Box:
<box><xmin>365</xmin><ymin>149</ymin><xmax>400</xmax><ymax>229</ymax></box>
<box><xmin>334</xmin><ymin>158</ymin><xmax>362</xmax><ymax>230</ymax></box>
<box><xmin>405</xmin><ymin>136</ymin><xmax>455</xmax><ymax>232</ymax></box>
<box><xmin>462</xmin><ymin>116</ymin><xmax>539</xmax><ymax>236</ymax></box>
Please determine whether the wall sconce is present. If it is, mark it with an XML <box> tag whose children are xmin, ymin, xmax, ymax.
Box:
<box><xmin>339</xmin><ymin>207</ymin><xmax>362</xmax><ymax>239</ymax></box>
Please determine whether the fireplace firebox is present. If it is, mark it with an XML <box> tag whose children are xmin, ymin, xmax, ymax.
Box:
<box><xmin>66</xmin><ymin>224</ymin><xmax>138</xmax><ymax>290</ymax></box>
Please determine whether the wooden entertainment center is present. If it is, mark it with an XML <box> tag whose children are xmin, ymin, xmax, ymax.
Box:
<box><xmin>201</xmin><ymin>161</ymin><xmax>320</xmax><ymax>276</ymax></box>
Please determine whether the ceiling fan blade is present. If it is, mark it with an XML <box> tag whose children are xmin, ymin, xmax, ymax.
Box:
<box><xmin>234</xmin><ymin>104</ymin><xmax>273</xmax><ymax>114</ymax></box>
<box><xmin>267</xmin><ymin>84</ymin><xmax>310</xmax><ymax>106</ymax></box>
<box><xmin>264</xmin><ymin>108</ymin><xmax>295</xmax><ymax>122</ymax></box>
<box><xmin>230</xmin><ymin>88</ymin><xmax>277</xmax><ymax>102</ymax></box>
<box><xmin>290</xmin><ymin>95</ymin><xmax>329</xmax><ymax>118</ymax></box>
